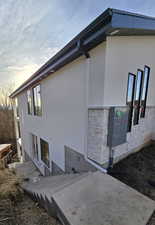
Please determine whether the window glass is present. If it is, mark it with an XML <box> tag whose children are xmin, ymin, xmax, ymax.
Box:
<box><xmin>40</xmin><ymin>139</ymin><xmax>50</xmax><ymax>167</ymax></box>
<box><xmin>27</xmin><ymin>90</ymin><xmax>32</xmax><ymax>115</ymax></box>
<box><xmin>141</xmin><ymin>66</ymin><xmax>150</xmax><ymax>118</ymax></box>
<box><xmin>17</xmin><ymin>120</ymin><xmax>21</xmax><ymax>138</ymax></box>
<box><xmin>33</xmin><ymin>85</ymin><xmax>42</xmax><ymax>116</ymax></box>
<box><xmin>126</xmin><ymin>74</ymin><xmax>135</xmax><ymax>103</ymax></box>
<box><xmin>126</xmin><ymin>73</ymin><xmax>136</xmax><ymax>132</ymax></box>
<box><xmin>133</xmin><ymin>70</ymin><xmax>143</xmax><ymax>125</ymax></box>
<box><xmin>135</xmin><ymin>70</ymin><xmax>143</xmax><ymax>102</ymax></box>
<box><xmin>32</xmin><ymin>134</ymin><xmax>39</xmax><ymax>160</ymax></box>
<box><xmin>15</xmin><ymin>98</ymin><xmax>19</xmax><ymax>117</ymax></box>
<box><xmin>141</xmin><ymin>67</ymin><xmax>150</xmax><ymax>101</ymax></box>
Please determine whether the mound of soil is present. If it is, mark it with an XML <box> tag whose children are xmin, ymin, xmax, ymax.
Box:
<box><xmin>109</xmin><ymin>143</ymin><xmax>155</xmax><ymax>225</ymax></box>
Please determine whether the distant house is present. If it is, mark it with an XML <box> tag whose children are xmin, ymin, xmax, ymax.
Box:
<box><xmin>10</xmin><ymin>8</ymin><xmax>155</xmax><ymax>176</ymax></box>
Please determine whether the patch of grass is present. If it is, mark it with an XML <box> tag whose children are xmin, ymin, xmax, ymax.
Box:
<box><xmin>0</xmin><ymin>160</ymin><xmax>23</xmax><ymax>200</ymax></box>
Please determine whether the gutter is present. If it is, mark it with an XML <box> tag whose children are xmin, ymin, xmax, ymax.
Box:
<box><xmin>10</xmin><ymin>10</ymin><xmax>112</xmax><ymax>98</ymax></box>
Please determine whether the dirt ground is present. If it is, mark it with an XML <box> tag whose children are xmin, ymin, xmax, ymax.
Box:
<box><xmin>0</xmin><ymin>194</ymin><xmax>61</xmax><ymax>225</ymax></box>
<box><xmin>109</xmin><ymin>143</ymin><xmax>155</xmax><ymax>225</ymax></box>
<box><xmin>0</xmin><ymin>162</ymin><xmax>61</xmax><ymax>225</ymax></box>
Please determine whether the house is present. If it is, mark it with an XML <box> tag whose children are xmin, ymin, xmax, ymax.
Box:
<box><xmin>10</xmin><ymin>8</ymin><xmax>155</xmax><ymax>176</ymax></box>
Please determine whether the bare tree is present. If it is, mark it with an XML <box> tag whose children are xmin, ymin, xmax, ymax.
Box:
<box><xmin>0</xmin><ymin>83</ymin><xmax>15</xmax><ymax>109</ymax></box>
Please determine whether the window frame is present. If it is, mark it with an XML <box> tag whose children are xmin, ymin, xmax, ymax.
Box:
<box><xmin>32</xmin><ymin>134</ymin><xmax>39</xmax><ymax>161</ymax></box>
<box><xmin>32</xmin><ymin>84</ymin><xmax>42</xmax><ymax>116</ymax></box>
<box><xmin>133</xmin><ymin>69</ymin><xmax>143</xmax><ymax>125</ymax></box>
<box><xmin>40</xmin><ymin>138</ymin><xmax>50</xmax><ymax>168</ymax></box>
<box><xmin>15</xmin><ymin>98</ymin><xmax>19</xmax><ymax>117</ymax></box>
<box><xmin>17</xmin><ymin>120</ymin><xmax>21</xmax><ymax>138</ymax></box>
<box><xmin>27</xmin><ymin>89</ymin><xmax>33</xmax><ymax>115</ymax></box>
<box><xmin>126</xmin><ymin>73</ymin><xmax>136</xmax><ymax>132</ymax></box>
<box><xmin>140</xmin><ymin>65</ymin><xmax>150</xmax><ymax>118</ymax></box>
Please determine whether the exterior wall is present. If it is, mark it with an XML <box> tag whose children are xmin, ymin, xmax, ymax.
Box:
<box><xmin>65</xmin><ymin>146</ymin><xmax>96</xmax><ymax>173</ymax></box>
<box><xmin>15</xmin><ymin>35</ymin><xmax>155</xmax><ymax>172</ymax></box>
<box><xmin>17</xmin><ymin>57</ymin><xmax>87</xmax><ymax>174</ymax></box>
<box><xmin>88</xmin><ymin>106</ymin><xmax>155</xmax><ymax>166</ymax></box>
<box><xmin>104</xmin><ymin>36</ymin><xmax>155</xmax><ymax>106</ymax></box>
<box><xmin>16</xmin><ymin>42</ymin><xmax>106</xmax><ymax>174</ymax></box>
<box><xmin>87</xmin><ymin>42</ymin><xmax>106</xmax><ymax>106</ymax></box>
<box><xmin>86</xmin><ymin>35</ymin><xmax>155</xmax><ymax>167</ymax></box>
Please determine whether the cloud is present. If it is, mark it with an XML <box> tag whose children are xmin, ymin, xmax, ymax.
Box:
<box><xmin>1</xmin><ymin>0</ymin><xmax>155</xmax><ymax>88</ymax></box>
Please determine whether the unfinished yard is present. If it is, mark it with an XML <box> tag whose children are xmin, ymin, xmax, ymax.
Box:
<box><xmin>0</xmin><ymin>163</ymin><xmax>60</xmax><ymax>225</ymax></box>
<box><xmin>110</xmin><ymin>143</ymin><xmax>155</xmax><ymax>225</ymax></box>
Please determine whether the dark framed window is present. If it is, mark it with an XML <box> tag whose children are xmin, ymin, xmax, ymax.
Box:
<box><xmin>33</xmin><ymin>84</ymin><xmax>42</xmax><ymax>116</ymax></box>
<box><xmin>15</xmin><ymin>98</ymin><xmax>19</xmax><ymax>117</ymax></box>
<box><xmin>126</xmin><ymin>73</ymin><xmax>136</xmax><ymax>132</ymax></box>
<box><xmin>140</xmin><ymin>66</ymin><xmax>150</xmax><ymax>118</ymax></box>
<box><xmin>133</xmin><ymin>69</ymin><xmax>143</xmax><ymax>125</ymax></box>
<box><xmin>17</xmin><ymin>120</ymin><xmax>21</xmax><ymax>138</ymax></box>
<box><xmin>27</xmin><ymin>90</ymin><xmax>33</xmax><ymax>115</ymax></box>
<box><xmin>32</xmin><ymin>134</ymin><xmax>39</xmax><ymax>160</ymax></box>
<box><xmin>40</xmin><ymin>139</ymin><xmax>50</xmax><ymax>167</ymax></box>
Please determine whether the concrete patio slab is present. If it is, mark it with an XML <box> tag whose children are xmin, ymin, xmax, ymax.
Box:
<box><xmin>53</xmin><ymin>171</ymin><xmax>155</xmax><ymax>225</ymax></box>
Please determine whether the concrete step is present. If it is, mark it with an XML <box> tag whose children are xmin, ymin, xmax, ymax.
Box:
<box><xmin>53</xmin><ymin>171</ymin><xmax>155</xmax><ymax>225</ymax></box>
<box><xmin>22</xmin><ymin>172</ymin><xmax>91</xmax><ymax>217</ymax></box>
<box><xmin>11</xmin><ymin>161</ymin><xmax>155</xmax><ymax>225</ymax></box>
<box><xmin>23</xmin><ymin>172</ymin><xmax>90</xmax><ymax>201</ymax></box>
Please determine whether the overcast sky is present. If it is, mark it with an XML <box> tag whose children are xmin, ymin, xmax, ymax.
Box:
<box><xmin>1</xmin><ymin>0</ymin><xmax>155</xmax><ymax>89</ymax></box>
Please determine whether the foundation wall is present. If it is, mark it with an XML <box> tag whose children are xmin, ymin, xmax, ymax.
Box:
<box><xmin>88</xmin><ymin>106</ymin><xmax>155</xmax><ymax>167</ymax></box>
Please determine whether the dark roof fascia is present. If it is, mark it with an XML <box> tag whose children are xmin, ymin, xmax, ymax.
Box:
<box><xmin>112</xmin><ymin>8</ymin><xmax>155</xmax><ymax>20</ymax></box>
<box><xmin>111</xmin><ymin>9</ymin><xmax>155</xmax><ymax>30</ymax></box>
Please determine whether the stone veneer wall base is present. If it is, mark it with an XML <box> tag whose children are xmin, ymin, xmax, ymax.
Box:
<box><xmin>88</xmin><ymin>106</ymin><xmax>155</xmax><ymax>167</ymax></box>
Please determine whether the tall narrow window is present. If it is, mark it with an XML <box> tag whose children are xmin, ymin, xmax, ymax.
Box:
<box><xmin>27</xmin><ymin>90</ymin><xmax>32</xmax><ymax>115</ymax></box>
<box><xmin>15</xmin><ymin>98</ymin><xmax>19</xmax><ymax>117</ymax></box>
<box><xmin>140</xmin><ymin>66</ymin><xmax>150</xmax><ymax>118</ymax></box>
<box><xmin>33</xmin><ymin>85</ymin><xmax>42</xmax><ymax>116</ymax></box>
<box><xmin>40</xmin><ymin>139</ymin><xmax>50</xmax><ymax>167</ymax></box>
<box><xmin>133</xmin><ymin>69</ymin><xmax>143</xmax><ymax>125</ymax></box>
<box><xmin>126</xmin><ymin>73</ymin><xmax>136</xmax><ymax>132</ymax></box>
<box><xmin>32</xmin><ymin>134</ymin><xmax>39</xmax><ymax>160</ymax></box>
<box><xmin>17</xmin><ymin>120</ymin><xmax>21</xmax><ymax>138</ymax></box>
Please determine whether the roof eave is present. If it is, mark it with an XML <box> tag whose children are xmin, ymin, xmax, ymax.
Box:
<box><xmin>10</xmin><ymin>9</ymin><xmax>113</xmax><ymax>98</ymax></box>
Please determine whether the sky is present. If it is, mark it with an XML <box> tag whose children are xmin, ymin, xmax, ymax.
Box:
<box><xmin>1</xmin><ymin>0</ymin><xmax>155</xmax><ymax>89</ymax></box>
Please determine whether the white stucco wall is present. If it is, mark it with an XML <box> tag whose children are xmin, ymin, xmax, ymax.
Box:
<box><xmin>16</xmin><ymin>36</ymin><xmax>155</xmax><ymax>172</ymax></box>
<box><xmin>88</xmin><ymin>42</ymin><xmax>106</xmax><ymax>106</ymax></box>
<box><xmin>16</xmin><ymin>43</ymin><xmax>106</xmax><ymax>172</ymax></box>
<box><xmin>104</xmin><ymin>36</ymin><xmax>155</xmax><ymax>106</ymax></box>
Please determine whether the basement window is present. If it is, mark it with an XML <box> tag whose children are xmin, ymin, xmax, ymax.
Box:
<box><xmin>140</xmin><ymin>66</ymin><xmax>150</xmax><ymax>118</ymax></box>
<box><xmin>133</xmin><ymin>69</ymin><xmax>143</xmax><ymax>125</ymax></box>
<box><xmin>40</xmin><ymin>139</ymin><xmax>50</xmax><ymax>168</ymax></box>
<box><xmin>126</xmin><ymin>73</ymin><xmax>136</xmax><ymax>132</ymax></box>
<box><xmin>33</xmin><ymin>84</ymin><xmax>42</xmax><ymax>116</ymax></box>
<box><xmin>32</xmin><ymin>134</ymin><xmax>39</xmax><ymax>160</ymax></box>
<box><xmin>27</xmin><ymin>90</ymin><xmax>33</xmax><ymax>115</ymax></box>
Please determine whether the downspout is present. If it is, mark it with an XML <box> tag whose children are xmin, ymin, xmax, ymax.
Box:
<box><xmin>108</xmin><ymin>147</ymin><xmax>114</xmax><ymax>172</ymax></box>
<box><xmin>82</xmin><ymin>46</ymin><xmax>107</xmax><ymax>173</ymax></box>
